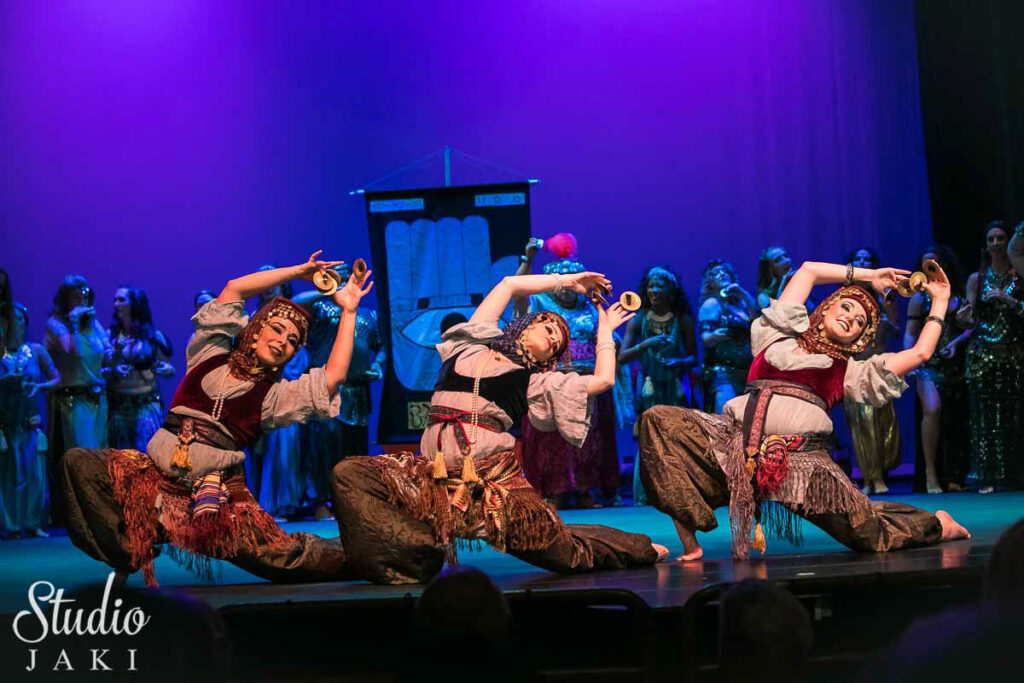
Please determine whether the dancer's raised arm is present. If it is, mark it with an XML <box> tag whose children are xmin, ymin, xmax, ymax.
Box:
<box><xmin>885</xmin><ymin>267</ymin><xmax>950</xmax><ymax>377</ymax></box>
<box><xmin>218</xmin><ymin>250</ymin><xmax>344</xmax><ymax>303</ymax></box>
<box><xmin>779</xmin><ymin>261</ymin><xmax>908</xmax><ymax>306</ymax></box>
<box><xmin>587</xmin><ymin>303</ymin><xmax>634</xmax><ymax>396</ymax></box>
<box><xmin>470</xmin><ymin>271</ymin><xmax>610</xmax><ymax>325</ymax></box>
<box><xmin>323</xmin><ymin>268</ymin><xmax>374</xmax><ymax>392</ymax></box>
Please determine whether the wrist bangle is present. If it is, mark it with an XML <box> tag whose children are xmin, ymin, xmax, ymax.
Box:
<box><xmin>925</xmin><ymin>315</ymin><xmax>945</xmax><ymax>332</ymax></box>
<box><xmin>844</xmin><ymin>263</ymin><xmax>855</xmax><ymax>286</ymax></box>
<box><xmin>595</xmin><ymin>341</ymin><xmax>616</xmax><ymax>354</ymax></box>
<box><xmin>519</xmin><ymin>255</ymin><xmax>532</xmax><ymax>264</ymax></box>
<box><xmin>551</xmin><ymin>274</ymin><xmax>563</xmax><ymax>294</ymax></box>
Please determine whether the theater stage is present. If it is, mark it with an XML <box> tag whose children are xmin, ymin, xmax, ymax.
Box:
<box><xmin>1</xmin><ymin>492</ymin><xmax>1018</xmax><ymax>681</ymax></box>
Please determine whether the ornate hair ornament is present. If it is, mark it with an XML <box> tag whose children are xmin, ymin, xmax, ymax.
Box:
<box><xmin>543</xmin><ymin>258</ymin><xmax>586</xmax><ymax>276</ymax></box>
<box><xmin>491</xmin><ymin>311</ymin><xmax>571</xmax><ymax>372</ymax></box>
<box><xmin>228</xmin><ymin>297</ymin><xmax>312</xmax><ymax>380</ymax></box>
<box><xmin>796</xmin><ymin>286</ymin><xmax>880</xmax><ymax>360</ymax></box>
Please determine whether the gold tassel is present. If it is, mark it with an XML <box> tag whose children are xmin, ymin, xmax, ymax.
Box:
<box><xmin>753</xmin><ymin>523</ymin><xmax>766</xmax><ymax>554</ymax></box>
<box><xmin>170</xmin><ymin>442</ymin><xmax>193</xmax><ymax>474</ymax></box>
<box><xmin>744</xmin><ymin>457</ymin><xmax>756</xmax><ymax>478</ymax></box>
<box><xmin>432</xmin><ymin>451</ymin><xmax>448</xmax><ymax>479</ymax></box>
<box><xmin>461</xmin><ymin>455</ymin><xmax>479</xmax><ymax>485</ymax></box>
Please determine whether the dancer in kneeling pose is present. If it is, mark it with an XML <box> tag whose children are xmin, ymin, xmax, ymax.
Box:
<box><xmin>59</xmin><ymin>252</ymin><xmax>371</xmax><ymax>586</ymax></box>
<box><xmin>332</xmin><ymin>272</ymin><xmax>666</xmax><ymax>584</ymax></box>
<box><xmin>638</xmin><ymin>260</ymin><xmax>969</xmax><ymax>561</ymax></box>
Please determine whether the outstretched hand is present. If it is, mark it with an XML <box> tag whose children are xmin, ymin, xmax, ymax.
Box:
<box><xmin>868</xmin><ymin>268</ymin><xmax>911</xmax><ymax>296</ymax></box>
<box><xmin>563</xmin><ymin>271</ymin><xmax>612</xmax><ymax>296</ymax></box>
<box><xmin>334</xmin><ymin>267</ymin><xmax>374</xmax><ymax>312</ymax></box>
<box><xmin>295</xmin><ymin>250</ymin><xmax>345</xmax><ymax>283</ymax></box>
<box><xmin>922</xmin><ymin>263</ymin><xmax>951</xmax><ymax>302</ymax></box>
<box><xmin>598</xmin><ymin>302</ymin><xmax>635</xmax><ymax>332</ymax></box>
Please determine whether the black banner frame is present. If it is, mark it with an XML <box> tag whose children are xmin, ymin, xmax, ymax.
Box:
<box><xmin>364</xmin><ymin>181</ymin><xmax>531</xmax><ymax>445</ymax></box>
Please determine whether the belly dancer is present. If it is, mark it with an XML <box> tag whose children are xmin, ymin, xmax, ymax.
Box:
<box><xmin>331</xmin><ymin>272</ymin><xmax>666</xmax><ymax>584</ymax></box>
<box><xmin>59</xmin><ymin>252</ymin><xmax>370</xmax><ymax>586</ymax></box>
<box><xmin>638</xmin><ymin>260</ymin><xmax>969</xmax><ymax>561</ymax></box>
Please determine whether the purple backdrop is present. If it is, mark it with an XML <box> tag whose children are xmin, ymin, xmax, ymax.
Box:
<box><xmin>0</xmin><ymin>1</ymin><xmax>931</xmax><ymax>458</ymax></box>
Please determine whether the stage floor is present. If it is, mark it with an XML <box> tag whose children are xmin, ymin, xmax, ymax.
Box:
<box><xmin>0</xmin><ymin>492</ymin><xmax>1018</xmax><ymax>614</ymax></box>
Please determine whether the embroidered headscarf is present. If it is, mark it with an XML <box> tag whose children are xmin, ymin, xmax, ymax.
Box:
<box><xmin>796</xmin><ymin>285</ymin><xmax>880</xmax><ymax>360</ymax></box>
<box><xmin>491</xmin><ymin>311</ymin><xmax>571</xmax><ymax>372</ymax></box>
<box><xmin>228</xmin><ymin>297</ymin><xmax>312</xmax><ymax>380</ymax></box>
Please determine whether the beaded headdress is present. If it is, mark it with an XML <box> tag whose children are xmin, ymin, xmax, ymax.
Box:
<box><xmin>796</xmin><ymin>286</ymin><xmax>880</xmax><ymax>360</ymax></box>
<box><xmin>228</xmin><ymin>297</ymin><xmax>312</xmax><ymax>379</ymax></box>
<box><xmin>543</xmin><ymin>259</ymin><xmax>586</xmax><ymax>276</ymax></box>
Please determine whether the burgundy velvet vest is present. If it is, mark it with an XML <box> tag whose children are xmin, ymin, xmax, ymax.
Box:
<box><xmin>746</xmin><ymin>343</ymin><xmax>848</xmax><ymax>411</ymax></box>
<box><xmin>169</xmin><ymin>354</ymin><xmax>273</xmax><ymax>449</ymax></box>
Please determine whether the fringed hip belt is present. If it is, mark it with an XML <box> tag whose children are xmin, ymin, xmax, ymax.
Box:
<box><xmin>375</xmin><ymin>448</ymin><xmax>563</xmax><ymax>564</ymax></box>
<box><xmin>742</xmin><ymin>380</ymin><xmax>827</xmax><ymax>451</ymax></box>
<box><xmin>740</xmin><ymin>379</ymin><xmax>833</xmax><ymax>553</ymax></box>
<box><xmin>108</xmin><ymin>449</ymin><xmax>284</xmax><ymax>588</ymax></box>
<box><xmin>434</xmin><ymin>448</ymin><xmax>533</xmax><ymax>516</ymax></box>
<box><xmin>742</xmin><ymin>379</ymin><xmax>832</xmax><ymax>493</ymax></box>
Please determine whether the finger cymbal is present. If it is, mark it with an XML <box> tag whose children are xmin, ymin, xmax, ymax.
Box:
<box><xmin>896</xmin><ymin>271</ymin><xmax>928</xmax><ymax>297</ymax></box>
<box><xmin>313</xmin><ymin>271</ymin><xmax>338</xmax><ymax>296</ymax></box>
<box><xmin>619</xmin><ymin>291</ymin><xmax>641</xmax><ymax>311</ymax></box>
<box><xmin>588</xmin><ymin>282</ymin><xmax>612</xmax><ymax>306</ymax></box>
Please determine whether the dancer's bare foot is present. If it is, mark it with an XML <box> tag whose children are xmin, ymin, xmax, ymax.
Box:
<box><xmin>677</xmin><ymin>546</ymin><xmax>704</xmax><ymax>562</ymax></box>
<box><xmin>672</xmin><ymin>519</ymin><xmax>703</xmax><ymax>561</ymax></box>
<box><xmin>652</xmin><ymin>543</ymin><xmax>669</xmax><ymax>561</ymax></box>
<box><xmin>873</xmin><ymin>479</ymin><xmax>889</xmax><ymax>495</ymax></box>
<box><xmin>936</xmin><ymin>510</ymin><xmax>970</xmax><ymax>540</ymax></box>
